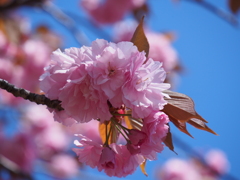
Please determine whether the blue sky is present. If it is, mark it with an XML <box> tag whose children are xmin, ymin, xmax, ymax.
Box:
<box><xmin>20</xmin><ymin>0</ymin><xmax>240</xmax><ymax>179</ymax></box>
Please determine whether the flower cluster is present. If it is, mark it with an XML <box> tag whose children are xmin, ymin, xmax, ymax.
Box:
<box><xmin>40</xmin><ymin>39</ymin><xmax>170</xmax><ymax>177</ymax></box>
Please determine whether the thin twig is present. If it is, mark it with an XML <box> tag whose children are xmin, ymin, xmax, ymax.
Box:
<box><xmin>0</xmin><ymin>79</ymin><xmax>63</xmax><ymax>111</ymax></box>
<box><xmin>172</xmin><ymin>133</ymin><xmax>239</xmax><ymax>180</ymax></box>
<box><xmin>183</xmin><ymin>0</ymin><xmax>239</xmax><ymax>27</ymax></box>
<box><xmin>41</xmin><ymin>1</ymin><xmax>90</xmax><ymax>46</ymax></box>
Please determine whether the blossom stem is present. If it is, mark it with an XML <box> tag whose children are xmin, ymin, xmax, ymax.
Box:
<box><xmin>111</xmin><ymin>119</ymin><xmax>129</xmax><ymax>142</ymax></box>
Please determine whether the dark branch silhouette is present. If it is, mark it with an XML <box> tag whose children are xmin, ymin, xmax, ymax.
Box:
<box><xmin>0</xmin><ymin>79</ymin><xmax>63</xmax><ymax>111</ymax></box>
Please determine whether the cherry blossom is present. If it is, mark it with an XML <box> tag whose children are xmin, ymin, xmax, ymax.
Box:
<box><xmin>40</xmin><ymin>39</ymin><xmax>170</xmax><ymax>124</ymax></box>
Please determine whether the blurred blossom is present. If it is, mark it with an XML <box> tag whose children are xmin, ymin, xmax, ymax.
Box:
<box><xmin>80</xmin><ymin>0</ymin><xmax>146</xmax><ymax>24</ymax></box>
<box><xmin>24</xmin><ymin>104</ymin><xmax>71</xmax><ymax>158</ymax></box>
<box><xmin>47</xmin><ymin>154</ymin><xmax>79</xmax><ymax>178</ymax></box>
<box><xmin>157</xmin><ymin>149</ymin><xmax>230</xmax><ymax>180</ymax></box>
<box><xmin>158</xmin><ymin>158</ymin><xmax>202</xmax><ymax>180</ymax></box>
<box><xmin>0</xmin><ymin>132</ymin><xmax>37</xmax><ymax>173</ymax></box>
<box><xmin>205</xmin><ymin>149</ymin><xmax>229</xmax><ymax>175</ymax></box>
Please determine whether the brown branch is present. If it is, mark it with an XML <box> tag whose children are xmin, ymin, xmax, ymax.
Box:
<box><xmin>0</xmin><ymin>0</ymin><xmax>45</xmax><ymax>13</ymax></box>
<box><xmin>0</xmin><ymin>78</ymin><xmax>63</xmax><ymax>111</ymax></box>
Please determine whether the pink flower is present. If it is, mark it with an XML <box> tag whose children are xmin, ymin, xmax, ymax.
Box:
<box><xmin>73</xmin><ymin>135</ymin><xmax>144</xmax><ymax>177</ymax></box>
<box><xmin>205</xmin><ymin>149</ymin><xmax>229</xmax><ymax>175</ymax></box>
<box><xmin>47</xmin><ymin>154</ymin><xmax>79</xmax><ymax>178</ymax></box>
<box><xmin>140</xmin><ymin>111</ymin><xmax>169</xmax><ymax>160</ymax></box>
<box><xmin>20</xmin><ymin>39</ymin><xmax>51</xmax><ymax>92</ymax></box>
<box><xmin>24</xmin><ymin>104</ymin><xmax>71</xmax><ymax>158</ymax></box>
<box><xmin>0</xmin><ymin>133</ymin><xmax>36</xmax><ymax>173</ymax></box>
<box><xmin>128</xmin><ymin>129</ymin><xmax>147</xmax><ymax>146</ymax></box>
<box><xmin>122</xmin><ymin>59</ymin><xmax>170</xmax><ymax>118</ymax></box>
<box><xmin>98</xmin><ymin>144</ymin><xmax>144</xmax><ymax>177</ymax></box>
<box><xmin>159</xmin><ymin>158</ymin><xmax>202</xmax><ymax>180</ymax></box>
<box><xmin>40</xmin><ymin>39</ymin><xmax>170</xmax><ymax>124</ymax></box>
<box><xmin>40</xmin><ymin>46</ymin><xmax>111</xmax><ymax>124</ymax></box>
<box><xmin>99</xmin><ymin>147</ymin><xmax>116</xmax><ymax>169</ymax></box>
<box><xmin>72</xmin><ymin>135</ymin><xmax>103</xmax><ymax>168</ymax></box>
<box><xmin>81</xmin><ymin>0</ymin><xmax>146</xmax><ymax>24</ymax></box>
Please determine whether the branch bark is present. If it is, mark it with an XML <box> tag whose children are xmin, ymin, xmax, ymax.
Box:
<box><xmin>0</xmin><ymin>79</ymin><xmax>63</xmax><ymax>111</ymax></box>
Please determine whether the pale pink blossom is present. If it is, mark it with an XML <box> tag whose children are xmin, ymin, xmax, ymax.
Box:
<box><xmin>47</xmin><ymin>154</ymin><xmax>79</xmax><ymax>178</ymax></box>
<box><xmin>101</xmin><ymin>143</ymin><xmax>144</xmax><ymax>177</ymax></box>
<box><xmin>122</xmin><ymin>59</ymin><xmax>170</xmax><ymax>118</ymax></box>
<box><xmin>40</xmin><ymin>46</ymin><xmax>111</xmax><ymax>124</ymax></box>
<box><xmin>72</xmin><ymin>135</ymin><xmax>103</xmax><ymax>168</ymax></box>
<box><xmin>99</xmin><ymin>146</ymin><xmax>116</xmax><ymax>169</ymax></box>
<box><xmin>73</xmin><ymin>135</ymin><xmax>144</xmax><ymax>177</ymax></box>
<box><xmin>159</xmin><ymin>158</ymin><xmax>202</xmax><ymax>180</ymax></box>
<box><xmin>205</xmin><ymin>149</ymin><xmax>229</xmax><ymax>175</ymax></box>
<box><xmin>24</xmin><ymin>104</ymin><xmax>71</xmax><ymax>158</ymax></box>
<box><xmin>81</xmin><ymin>0</ymin><xmax>146</xmax><ymax>24</ymax></box>
<box><xmin>128</xmin><ymin>129</ymin><xmax>147</xmax><ymax>146</ymax></box>
<box><xmin>40</xmin><ymin>39</ymin><xmax>170</xmax><ymax>124</ymax></box>
<box><xmin>0</xmin><ymin>133</ymin><xmax>36</xmax><ymax>173</ymax></box>
<box><xmin>140</xmin><ymin>111</ymin><xmax>169</xmax><ymax>160</ymax></box>
<box><xmin>20</xmin><ymin>39</ymin><xmax>51</xmax><ymax>92</ymax></box>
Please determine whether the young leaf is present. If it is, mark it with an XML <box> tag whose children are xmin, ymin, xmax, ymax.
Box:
<box><xmin>163</xmin><ymin>124</ymin><xmax>176</xmax><ymax>153</ymax></box>
<box><xmin>140</xmin><ymin>158</ymin><xmax>148</xmax><ymax>176</ymax></box>
<box><xmin>130</xmin><ymin>16</ymin><xmax>149</xmax><ymax>57</ymax></box>
<box><xmin>170</xmin><ymin>119</ymin><xmax>193</xmax><ymax>138</ymax></box>
<box><xmin>188</xmin><ymin>118</ymin><xmax>218</xmax><ymax>135</ymax></box>
<box><xmin>163</xmin><ymin>90</ymin><xmax>207</xmax><ymax>123</ymax></box>
<box><xmin>99</xmin><ymin>121</ymin><xmax>119</xmax><ymax>144</ymax></box>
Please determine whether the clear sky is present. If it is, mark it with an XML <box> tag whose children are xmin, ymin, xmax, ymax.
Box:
<box><xmin>20</xmin><ymin>0</ymin><xmax>240</xmax><ymax>179</ymax></box>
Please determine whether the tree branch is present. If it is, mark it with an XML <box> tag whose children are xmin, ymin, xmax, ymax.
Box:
<box><xmin>0</xmin><ymin>79</ymin><xmax>63</xmax><ymax>111</ymax></box>
<box><xmin>183</xmin><ymin>0</ymin><xmax>239</xmax><ymax>27</ymax></box>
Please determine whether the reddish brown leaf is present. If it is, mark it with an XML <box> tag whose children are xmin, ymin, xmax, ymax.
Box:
<box><xmin>99</xmin><ymin>121</ymin><xmax>119</xmax><ymax>144</ymax></box>
<box><xmin>130</xmin><ymin>16</ymin><xmax>149</xmax><ymax>57</ymax></box>
<box><xmin>188</xmin><ymin>118</ymin><xmax>218</xmax><ymax>135</ymax></box>
<box><xmin>170</xmin><ymin>119</ymin><xmax>193</xmax><ymax>138</ymax></box>
<box><xmin>140</xmin><ymin>158</ymin><xmax>148</xmax><ymax>176</ymax></box>
<box><xmin>229</xmin><ymin>0</ymin><xmax>240</xmax><ymax>14</ymax></box>
<box><xmin>163</xmin><ymin>90</ymin><xmax>208</xmax><ymax>123</ymax></box>
<box><xmin>163</xmin><ymin>124</ymin><xmax>177</xmax><ymax>153</ymax></box>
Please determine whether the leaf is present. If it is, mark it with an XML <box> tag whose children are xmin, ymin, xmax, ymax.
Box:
<box><xmin>163</xmin><ymin>124</ymin><xmax>177</xmax><ymax>153</ymax></box>
<box><xmin>140</xmin><ymin>158</ymin><xmax>148</xmax><ymax>176</ymax></box>
<box><xmin>99</xmin><ymin>121</ymin><xmax>119</xmax><ymax>144</ymax></box>
<box><xmin>229</xmin><ymin>0</ymin><xmax>240</xmax><ymax>14</ymax></box>
<box><xmin>188</xmin><ymin>118</ymin><xmax>218</xmax><ymax>135</ymax></box>
<box><xmin>163</xmin><ymin>90</ymin><xmax>207</xmax><ymax>123</ymax></box>
<box><xmin>170</xmin><ymin>119</ymin><xmax>193</xmax><ymax>138</ymax></box>
<box><xmin>130</xmin><ymin>16</ymin><xmax>149</xmax><ymax>57</ymax></box>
